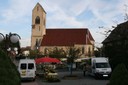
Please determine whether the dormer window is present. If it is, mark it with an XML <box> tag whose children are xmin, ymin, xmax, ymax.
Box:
<box><xmin>35</xmin><ymin>16</ymin><xmax>40</xmax><ymax>24</ymax></box>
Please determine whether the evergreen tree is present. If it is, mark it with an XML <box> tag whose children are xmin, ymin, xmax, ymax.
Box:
<box><xmin>109</xmin><ymin>63</ymin><xmax>128</xmax><ymax>85</ymax></box>
<box><xmin>0</xmin><ymin>49</ymin><xmax>21</xmax><ymax>85</ymax></box>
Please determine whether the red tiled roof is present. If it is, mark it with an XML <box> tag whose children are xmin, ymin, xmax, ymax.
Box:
<box><xmin>41</xmin><ymin>29</ymin><xmax>94</xmax><ymax>46</ymax></box>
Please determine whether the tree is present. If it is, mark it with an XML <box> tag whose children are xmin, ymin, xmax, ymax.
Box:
<box><xmin>98</xmin><ymin>26</ymin><xmax>115</xmax><ymax>38</ymax></box>
<box><xmin>28</xmin><ymin>49</ymin><xmax>43</xmax><ymax>59</ymax></box>
<box><xmin>0</xmin><ymin>49</ymin><xmax>21</xmax><ymax>85</ymax></box>
<box><xmin>49</xmin><ymin>47</ymin><xmax>66</xmax><ymax>59</ymax></box>
<box><xmin>109</xmin><ymin>63</ymin><xmax>128</xmax><ymax>85</ymax></box>
<box><xmin>41</xmin><ymin>47</ymin><xmax>81</xmax><ymax>75</ymax></box>
<box><xmin>94</xmin><ymin>46</ymin><xmax>104</xmax><ymax>57</ymax></box>
<box><xmin>124</xmin><ymin>4</ymin><xmax>128</xmax><ymax>21</ymax></box>
<box><xmin>66</xmin><ymin>47</ymin><xmax>81</xmax><ymax>75</ymax></box>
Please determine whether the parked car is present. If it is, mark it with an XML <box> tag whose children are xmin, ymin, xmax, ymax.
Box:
<box><xmin>18</xmin><ymin>59</ymin><xmax>36</xmax><ymax>81</ymax></box>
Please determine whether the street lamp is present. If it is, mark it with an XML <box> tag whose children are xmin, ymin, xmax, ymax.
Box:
<box><xmin>0</xmin><ymin>32</ymin><xmax>21</xmax><ymax>54</ymax></box>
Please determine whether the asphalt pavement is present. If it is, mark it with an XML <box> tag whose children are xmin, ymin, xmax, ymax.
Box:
<box><xmin>35</xmin><ymin>69</ymin><xmax>109</xmax><ymax>85</ymax></box>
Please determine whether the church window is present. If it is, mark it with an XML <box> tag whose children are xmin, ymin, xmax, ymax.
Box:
<box><xmin>35</xmin><ymin>16</ymin><xmax>40</xmax><ymax>24</ymax></box>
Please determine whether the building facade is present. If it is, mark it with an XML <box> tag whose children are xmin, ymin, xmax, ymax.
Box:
<box><xmin>31</xmin><ymin>3</ymin><xmax>95</xmax><ymax>58</ymax></box>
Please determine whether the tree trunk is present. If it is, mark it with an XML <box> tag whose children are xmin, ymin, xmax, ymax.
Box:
<box><xmin>70</xmin><ymin>63</ymin><xmax>73</xmax><ymax>75</ymax></box>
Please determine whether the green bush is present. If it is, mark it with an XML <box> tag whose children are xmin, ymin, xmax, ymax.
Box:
<box><xmin>109</xmin><ymin>63</ymin><xmax>128</xmax><ymax>85</ymax></box>
<box><xmin>0</xmin><ymin>49</ymin><xmax>21</xmax><ymax>85</ymax></box>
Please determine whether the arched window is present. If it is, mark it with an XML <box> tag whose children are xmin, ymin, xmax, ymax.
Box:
<box><xmin>35</xmin><ymin>16</ymin><xmax>40</xmax><ymax>24</ymax></box>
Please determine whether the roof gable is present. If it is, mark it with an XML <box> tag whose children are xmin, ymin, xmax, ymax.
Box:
<box><xmin>32</xmin><ymin>3</ymin><xmax>46</xmax><ymax>14</ymax></box>
<box><xmin>41</xmin><ymin>29</ymin><xmax>94</xmax><ymax>46</ymax></box>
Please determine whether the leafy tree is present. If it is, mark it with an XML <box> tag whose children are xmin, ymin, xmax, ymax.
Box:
<box><xmin>94</xmin><ymin>46</ymin><xmax>104</xmax><ymax>57</ymax></box>
<box><xmin>28</xmin><ymin>49</ymin><xmax>43</xmax><ymax>59</ymax></box>
<box><xmin>66</xmin><ymin>47</ymin><xmax>81</xmax><ymax>75</ymax></box>
<box><xmin>49</xmin><ymin>47</ymin><xmax>66</xmax><ymax>59</ymax></box>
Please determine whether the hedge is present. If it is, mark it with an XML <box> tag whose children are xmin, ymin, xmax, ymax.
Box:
<box><xmin>109</xmin><ymin>63</ymin><xmax>128</xmax><ymax>85</ymax></box>
<box><xmin>0</xmin><ymin>49</ymin><xmax>21</xmax><ymax>85</ymax></box>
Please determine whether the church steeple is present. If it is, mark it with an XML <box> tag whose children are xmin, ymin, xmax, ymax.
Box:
<box><xmin>31</xmin><ymin>3</ymin><xmax>46</xmax><ymax>50</ymax></box>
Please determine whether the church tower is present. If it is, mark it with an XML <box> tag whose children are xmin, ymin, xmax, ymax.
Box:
<box><xmin>31</xmin><ymin>3</ymin><xmax>46</xmax><ymax>50</ymax></box>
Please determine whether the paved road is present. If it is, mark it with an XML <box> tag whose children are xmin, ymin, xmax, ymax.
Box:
<box><xmin>22</xmin><ymin>70</ymin><xmax>109</xmax><ymax>85</ymax></box>
<box><xmin>21</xmin><ymin>81</ymin><xmax>38</xmax><ymax>85</ymax></box>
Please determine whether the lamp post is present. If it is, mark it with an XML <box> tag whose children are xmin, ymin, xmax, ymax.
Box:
<box><xmin>0</xmin><ymin>32</ymin><xmax>21</xmax><ymax>55</ymax></box>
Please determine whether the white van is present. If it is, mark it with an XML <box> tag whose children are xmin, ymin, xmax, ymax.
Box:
<box><xmin>86</xmin><ymin>57</ymin><xmax>112</xmax><ymax>78</ymax></box>
<box><xmin>18</xmin><ymin>59</ymin><xmax>36</xmax><ymax>81</ymax></box>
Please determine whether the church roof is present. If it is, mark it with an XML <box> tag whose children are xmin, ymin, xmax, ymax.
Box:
<box><xmin>41</xmin><ymin>29</ymin><xmax>94</xmax><ymax>46</ymax></box>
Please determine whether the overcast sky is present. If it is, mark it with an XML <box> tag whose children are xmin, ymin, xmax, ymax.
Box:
<box><xmin>0</xmin><ymin>0</ymin><xmax>128</xmax><ymax>47</ymax></box>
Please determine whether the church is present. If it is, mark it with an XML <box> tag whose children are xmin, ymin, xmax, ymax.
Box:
<box><xmin>31</xmin><ymin>3</ymin><xmax>95</xmax><ymax>58</ymax></box>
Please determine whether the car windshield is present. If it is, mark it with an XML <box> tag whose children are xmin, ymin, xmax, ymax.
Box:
<box><xmin>96</xmin><ymin>63</ymin><xmax>110</xmax><ymax>68</ymax></box>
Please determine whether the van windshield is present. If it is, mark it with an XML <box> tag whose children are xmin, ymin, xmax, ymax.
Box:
<box><xmin>96</xmin><ymin>63</ymin><xmax>110</xmax><ymax>68</ymax></box>
<box><xmin>28</xmin><ymin>63</ymin><xmax>34</xmax><ymax>69</ymax></box>
<box><xmin>20</xmin><ymin>63</ymin><xmax>26</xmax><ymax>69</ymax></box>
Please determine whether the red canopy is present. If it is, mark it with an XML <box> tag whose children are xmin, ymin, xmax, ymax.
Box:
<box><xmin>35</xmin><ymin>57</ymin><xmax>60</xmax><ymax>64</ymax></box>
